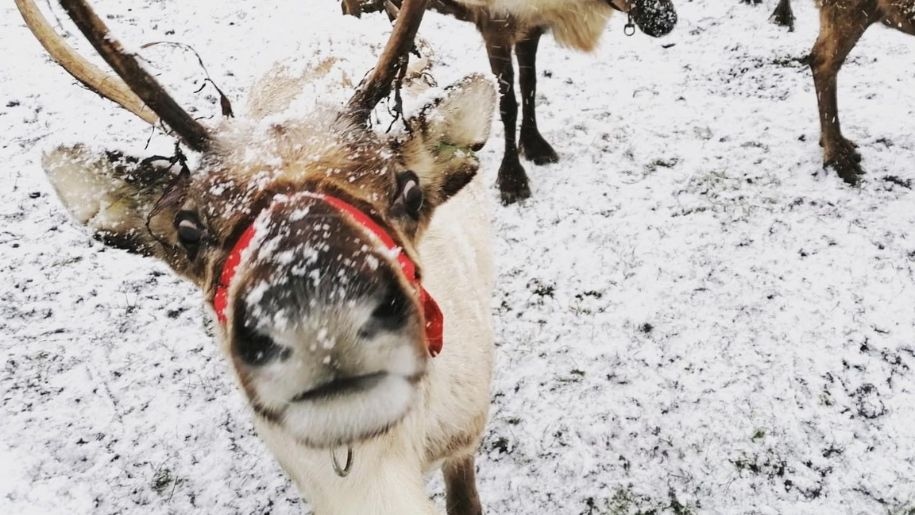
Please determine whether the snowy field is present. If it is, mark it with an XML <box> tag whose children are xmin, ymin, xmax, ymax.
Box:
<box><xmin>2</xmin><ymin>0</ymin><xmax>915</xmax><ymax>513</ymax></box>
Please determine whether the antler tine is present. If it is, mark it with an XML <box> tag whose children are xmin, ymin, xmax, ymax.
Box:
<box><xmin>56</xmin><ymin>0</ymin><xmax>212</xmax><ymax>152</ymax></box>
<box><xmin>15</xmin><ymin>0</ymin><xmax>157</xmax><ymax>125</ymax></box>
<box><xmin>345</xmin><ymin>0</ymin><xmax>430</xmax><ymax>121</ymax></box>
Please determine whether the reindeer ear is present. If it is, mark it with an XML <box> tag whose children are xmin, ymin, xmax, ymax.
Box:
<box><xmin>400</xmin><ymin>74</ymin><xmax>496</xmax><ymax>208</ymax></box>
<box><xmin>43</xmin><ymin>144</ymin><xmax>187</xmax><ymax>256</ymax></box>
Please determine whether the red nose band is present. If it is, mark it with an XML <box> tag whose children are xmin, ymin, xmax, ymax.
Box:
<box><xmin>212</xmin><ymin>192</ymin><xmax>444</xmax><ymax>357</ymax></box>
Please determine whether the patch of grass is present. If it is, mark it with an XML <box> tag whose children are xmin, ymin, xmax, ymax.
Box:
<box><xmin>583</xmin><ymin>487</ymin><xmax>697</xmax><ymax>515</ymax></box>
<box><xmin>151</xmin><ymin>467</ymin><xmax>175</xmax><ymax>495</ymax></box>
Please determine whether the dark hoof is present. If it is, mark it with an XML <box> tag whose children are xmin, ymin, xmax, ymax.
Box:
<box><xmin>834</xmin><ymin>137</ymin><xmax>862</xmax><ymax>163</ymax></box>
<box><xmin>741</xmin><ymin>0</ymin><xmax>762</xmax><ymax>4</ymax></box>
<box><xmin>824</xmin><ymin>136</ymin><xmax>864</xmax><ymax>184</ymax></box>
<box><xmin>497</xmin><ymin>157</ymin><xmax>532</xmax><ymax>205</ymax></box>
<box><xmin>825</xmin><ymin>153</ymin><xmax>864</xmax><ymax>186</ymax></box>
<box><xmin>519</xmin><ymin>131</ymin><xmax>559</xmax><ymax>165</ymax></box>
<box><xmin>769</xmin><ymin>6</ymin><xmax>795</xmax><ymax>31</ymax></box>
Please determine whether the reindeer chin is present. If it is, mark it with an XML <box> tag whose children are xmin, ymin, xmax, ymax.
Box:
<box><xmin>278</xmin><ymin>372</ymin><xmax>422</xmax><ymax>449</ymax></box>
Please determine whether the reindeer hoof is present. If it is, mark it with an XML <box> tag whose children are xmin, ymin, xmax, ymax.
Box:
<box><xmin>825</xmin><ymin>136</ymin><xmax>865</xmax><ymax>184</ymax></box>
<box><xmin>497</xmin><ymin>157</ymin><xmax>532</xmax><ymax>205</ymax></box>
<box><xmin>519</xmin><ymin>131</ymin><xmax>560</xmax><ymax>166</ymax></box>
<box><xmin>833</xmin><ymin>137</ymin><xmax>862</xmax><ymax>162</ymax></box>
<box><xmin>768</xmin><ymin>0</ymin><xmax>795</xmax><ymax>30</ymax></box>
<box><xmin>770</xmin><ymin>11</ymin><xmax>795</xmax><ymax>31</ymax></box>
<box><xmin>825</xmin><ymin>155</ymin><xmax>864</xmax><ymax>186</ymax></box>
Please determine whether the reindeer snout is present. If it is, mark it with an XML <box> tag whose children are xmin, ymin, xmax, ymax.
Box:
<box><xmin>232</xmin><ymin>264</ymin><xmax>421</xmax><ymax>367</ymax></box>
<box><xmin>228</xmin><ymin>236</ymin><xmax>427</xmax><ymax>446</ymax></box>
<box><xmin>225</xmin><ymin>197</ymin><xmax>428</xmax><ymax>442</ymax></box>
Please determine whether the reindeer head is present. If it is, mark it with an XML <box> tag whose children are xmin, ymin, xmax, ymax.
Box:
<box><xmin>23</xmin><ymin>0</ymin><xmax>495</xmax><ymax>447</ymax></box>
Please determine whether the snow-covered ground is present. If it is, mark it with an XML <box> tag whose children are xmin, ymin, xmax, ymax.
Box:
<box><xmin>2</xmin><ymin>0</ymin><xmax>914</xmax><ymax>513</ymax></box>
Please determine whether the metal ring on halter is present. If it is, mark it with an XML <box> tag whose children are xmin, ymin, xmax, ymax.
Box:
<box><xmin>331</xmin><ymin>446</ymin><xmax>354</xmax><ymax>477</ymax></box>
<box><xmin>624</xmin><ymin>12</ymin><xmax>636</xmax><ymax>37</ymax></box>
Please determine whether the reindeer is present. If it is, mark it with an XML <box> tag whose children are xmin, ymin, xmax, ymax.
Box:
<box><xmin>18</xmin><ymin>0</ymin><xmax>498</xmax><ymax>513</ymax></box>
<box><xmin>345</xmin><ymin>0</ymin><xmax>678</xmax><ymax>204</ymax></box>
<box><xmin>741</xmin><ymin>0</ymin><xmax>913</xmax><ymax>183</ymax></box>
<box><xmin>810</xmin><ymin>0</ymin><xmax>915</xmax><ymax>184</ymax></box>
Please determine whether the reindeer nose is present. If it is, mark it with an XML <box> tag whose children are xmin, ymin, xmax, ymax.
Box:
<box><xmin>232</xmin><ymin>275</ymin><xmax>414</xmax><ymax>367</ymax></box>
<box><xmin>235</xmin><ymin>320</ymin><xmax>290</xmax><ymax>367</ymax></box>
<box><xmin>359</xmin><ymin>284</ymin><xmax>413</xmax><ymax>339</ymax></box>
<box><xmin>226</xmin><ymin>194</ymin><xmax>428</xmax><ymax>376</ymax></box>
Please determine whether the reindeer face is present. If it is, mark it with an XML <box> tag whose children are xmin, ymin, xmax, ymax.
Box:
<box><xmin>44</xmin><ymin>75</ymin><xmax>496</xmax><ymax>447</ymax></box>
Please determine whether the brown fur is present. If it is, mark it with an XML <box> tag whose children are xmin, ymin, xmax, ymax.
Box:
<box><xmin>443</xmin><ymin>455</ymin><xmax>483</xmax><ymax>515</ymax></box>
<box><xmin>809</xmin><ymin>0</ymin><xmax>915</xmax><ymax>183</ymax></box>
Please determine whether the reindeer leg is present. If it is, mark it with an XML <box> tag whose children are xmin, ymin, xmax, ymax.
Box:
<box><xmin>483</xmin><ymin>30</ymin><xmax>531</xmax><ymax>205</ymax></box>
<box><xmin>769</xmin><ymin>0</ymin><xmax>795</xmax><ymax>31</ymax></box>
<box><xmin>443</xmin><ymin>455</ymin><xmax>482</xmax><ymax>515</ymax></box>
<box><xmin>809</xmin><ymin>3</ymin><xmax>878</xmax><ymax>184</ymax></box>
<box><xmin>516</xmin><ymin>28</ymin><xmax>559</xmax><ymax>166</ymax></box>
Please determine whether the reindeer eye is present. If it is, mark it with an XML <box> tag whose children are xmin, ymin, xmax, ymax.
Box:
<box><xmin>397</xmin><ymin>171</ymin><xmax>423</xmax><ymax>218</ymax></box>
<box><xmin>175</xmin><ymin>212</ymin><xmax>204</xmax><ymax>247</ymax></box>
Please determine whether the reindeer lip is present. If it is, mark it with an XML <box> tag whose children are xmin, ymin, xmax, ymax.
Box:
<box><xmin>290</xmin><ymin>372</ymin><xmax>389</xmax><ymax>402</ymax></box>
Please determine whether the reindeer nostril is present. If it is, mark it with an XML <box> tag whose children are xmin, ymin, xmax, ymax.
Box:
<box><xmin>362</xmin><ymin>286</ymin><xmax>411</xmax><ymax>337</ymax></box>
<box><xmin>236</xmin><ymin>323</ymin><xmax>290</xmax><ymax>366</ymax></box>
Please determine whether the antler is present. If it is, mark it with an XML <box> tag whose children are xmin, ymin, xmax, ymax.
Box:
<box><xmin>15</xmin><ymin>0</ymin><xmax>157</xmax><ymax>125</ymax></box>
<box><xmin>17</xmin><ymin>0</ymin><xmax>212</xmax><ymax>152</ymax></box>
<box><xmin>345</xmin><ymin>0</ymin><xmax>431</xmax><ymax>121</ymax></box>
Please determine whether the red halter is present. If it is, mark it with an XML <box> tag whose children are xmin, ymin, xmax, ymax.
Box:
<box><xmin>212</xmin><ymin>193</ymin><xmax>444</xmax><ymax>357</ymax></box>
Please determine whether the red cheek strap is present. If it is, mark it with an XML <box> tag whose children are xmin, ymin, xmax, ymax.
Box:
<box><xmin>212</xmin><ymin>193</ymin><xmax>444</xmax><ymax>357</ymax></box>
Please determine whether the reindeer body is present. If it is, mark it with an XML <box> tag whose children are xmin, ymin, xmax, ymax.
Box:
<box><xmin>448</xmin><ymin>0</ymin><xmax>617</xmax><ymax>50</ymax></box>
<box><xmin>417</xmin><ymin>0</ymin><xmax>620</xmax><ymax>205</ymax></box>
<box><xmin>348</xmin><ymin>0</ymin><xmax>676</xmax><ymax>204</ymax></box>
<box><xmin>345</xmin><ymin>0</ymin><xmax>676</xmax><ymax>204</ymax></box>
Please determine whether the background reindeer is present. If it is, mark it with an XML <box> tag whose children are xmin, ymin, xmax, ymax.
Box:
<box><xmin>18</xmin><ymin>0</ymin><xmax>497</xmax><ymax>512</ymax></box>
<box><xmin>346</xmin><ymin>0</ymin><xmax>678</xmax><ymax>204</ymax></box>
<box><xmin>809</xmin><ymin>0</ymin><xmax>915</xmax><ymax>184</ymax></box>
<box><xmin>740</xmin><ymin>0</ymin><xmax>914</xmax><ymax>183</ymax></box>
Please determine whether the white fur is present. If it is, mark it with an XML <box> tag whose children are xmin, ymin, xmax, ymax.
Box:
<box><xmin>426</xmin><ymin>75</ymin><xmax>497</xmax><ymax>149</ymax></box>
<box><xmin>42</xmin><ymin>146</ymin><xmax>134</xmax><ymax>234</ymax></box>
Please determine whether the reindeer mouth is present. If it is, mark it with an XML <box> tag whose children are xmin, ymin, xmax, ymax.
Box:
<box><xmin>291</xmin><ymin>372</ymin><xmax>389</xmax><ymax>402</ymax></box>
<box><xmin>271</xmin><ymin>370</ymin><xmax>426</xmax><ymax>448</ymax></box>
